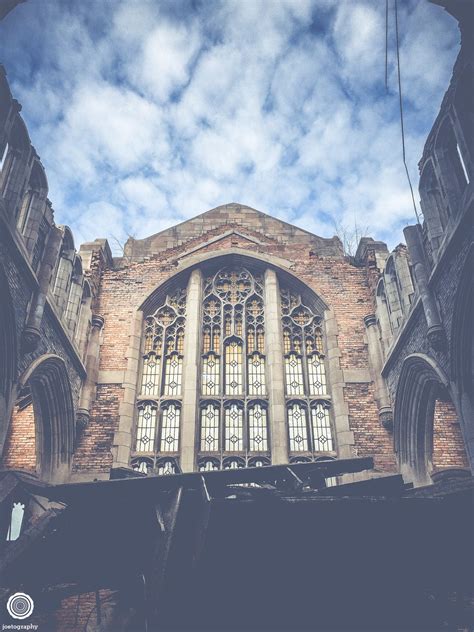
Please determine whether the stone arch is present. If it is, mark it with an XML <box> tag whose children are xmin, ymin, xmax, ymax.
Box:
<box><xmin>0</xmin><ymin>263</ymin><xmax>17</xmax><ymax>453</ymax></box>
<box><xmin>451</xmin><ymin>244</ymin><xmax>474</xmax><ymax>469</ymax></box>
<box><xmin>394</xmin><ymin>353</ymin><xmax>461</xmax><ymax>485</ymax></box>
<box><xmin>419</xmin><ymin>159</ymin><xmax>450</xmax><ymax>253</ymax></box>
<box><xmin>17</xmin><ymin>158</ymin><xmax>48</xmax><ymax>237</ymax></box>
<box><xmin>453</xmin><ymin>64</ymin><xmax>474</xmax><ymax>176</ymax></box>
<box><xmin>434</xmin><ymin>115</ymin><xmax>468</xmax><ymax>215</ymax></box>
<box><xmin>384</xmin><ymin>255</ymin><xmax>403</xmax><ymax>330</ymax></box>
<box><xmin>113</xmin><ymin>251</ymin><xmax>338</xmax><ymax>472</ymax></box>
<box><xmin>375</xmin><ymin>278</ymin><xmax>392</xmax><ymax>353</ymax></box>
<box><xmin>64</xmin><ymin>256</ymin><xmax>84</xmax><ymax>333</ymax></box>
<box><xmin>139</xmin><ymin>249</ymin><xmax>329</xmax><ymax>315</ymax></box>
<box><xmin>0</xmin><ymin>114</ymin><xmax>31</xmax><ymax>218</ymax></box>
<box><xmin>52</xmin><ymin>226</ymin><xmax>76</xmax><ymax>316</ymax></box>
<box><xmin>18</xmin><ymin>354</ymin><xmax>75</xmax><ymax>482</ymax></box>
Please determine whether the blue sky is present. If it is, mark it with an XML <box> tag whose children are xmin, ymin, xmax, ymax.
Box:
<box><xmin>1</xmin><ymin>0</ymin><xmax>459</xmax><ymax>253</ymax></box>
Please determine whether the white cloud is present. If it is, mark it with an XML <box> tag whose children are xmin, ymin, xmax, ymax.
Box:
<box><xmin>1</xmin><ymin>0</ymin><xmax>460</xmax><ymax>254</ymax></box>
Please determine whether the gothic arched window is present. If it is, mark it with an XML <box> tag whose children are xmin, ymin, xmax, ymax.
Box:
<box><xmin>132</xmin><ymin>266</ymin><xmax>333</xmax><ymax>476</ymax></box>
<box><xmin>281</xmin><ymin>288</ymin><xmax>334</xmax><ymax>461</ymax></box>
<box><xmin>132</xmin><ymin>287</ymin><xmax>186</xmax><ymax>475</ymax></box>
<box><xmin>197</xmin><ymin>268</ymin><xmax>270</xmax><ymax>471</ymax></box>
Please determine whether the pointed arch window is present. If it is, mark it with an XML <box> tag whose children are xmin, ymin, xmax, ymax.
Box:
<box><xmin>199</xmin><ymin>267</ymin><xmax>269</xmax><ymax>469</ymax></box>
<box><xmin>281</xmin><ymin>287</ymin><xmax>334</xmax><ymax>461</ymax></box>
<box><xmin>132</xmin><ymin>287</ymin><xmax>186</xmax><ymax>474</ymax></box>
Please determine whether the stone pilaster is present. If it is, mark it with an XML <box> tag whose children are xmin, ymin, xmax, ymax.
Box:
<box><xmin>324</xmin><ymin>309</ymin><xmax>355</xmax><ymax>460</ymax></box>
<box><xmin>180</xmin><ymin>269</ymin><xmax>203</xmax><ymax>472</ymax></box>
<box><xmin>364</xmin><ymin>314</ymin><xmax>393</xmax><ymax>430</ymax></box>
<box><xmin>22</xmin><ymin>225</ymin><xmax>62</xmax><ymax>351</ymax></box>
<box><xmin>264</xmin><ymin>268</ymin><xmax>288</xmax><ymax>464</ymax></box>
<box><xmin>404</xmin><ymin>224</ymin><xmax>445</xmax><ymax>350</ymax></box>
<box><xmin>76</xmin><ymin>314</ymin><xmax>105</xmax><ymax>434</ymax></box>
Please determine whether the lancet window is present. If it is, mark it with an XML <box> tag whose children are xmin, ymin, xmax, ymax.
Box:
<box><xmin>281</xmin><ymin>288</ymin><xmax>334</xmax><ymax>460</ymax></box>
<box><xmin>132</xmin><ymin>287</ymin><xmax>186</xmax><ymax>475</ymax></box>
<box><xmin>198</xmin><ymin>268</ymin><xmax>270</xmax><ymax>472</ymax></box>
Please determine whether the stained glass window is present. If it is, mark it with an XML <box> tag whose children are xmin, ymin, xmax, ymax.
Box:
<box><xmin>134</xmin><ymin>287</ymin><xmax>186</xmax><ymax>474</ymax></box>
<box><xmin>288</xmin><ymin>402</ymin><xmax>309</xmax><ymax>452</ymax></box>
<box><xmin>311</xmin><ymin>403</ymin><xmax>333</xmax><ymax>452</ymax></box>
<box><xmin>160</xmin><ymin>403</ymin><xmax>181</xmax><ymax>452</ymax></box>
<box><xmin>224</xmin><ymin>403</ymin><xmax>244</xmax><ymax>451</ymax></box>
<box><xmin>135</xmin><ymin>402</ymin><xmax>158</xmax><ymax>452</ymax></box>
<box><xmin>198</xmin><ymin>267</ymin><xmax>269</xmax><ymax>470</ymax></box>
<box><xmin>281</xmin><ymin>287</ymin><xmax>333</xmax><ymax>460</ymax></box>
<box><xmin>225</xmin><ymin>340</ymin><xmax>243</xmax><ymax>395</ymax></box>
<box><xmin>200</xmin><ymin>403</ymin><xmax>220</xmax><ymax>452</ymax></box>
<box><xmin>248</xmin><ymin>403</ymin><xmax>268</xmax><ymax>452</ymax></box>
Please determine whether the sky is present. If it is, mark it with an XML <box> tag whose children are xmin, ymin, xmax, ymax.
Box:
<box><xmin>1</xmin><ymin>0</ymin><xmax>460</xmax><ymax>254</ymax></box>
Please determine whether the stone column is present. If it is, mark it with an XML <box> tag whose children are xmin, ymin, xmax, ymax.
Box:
<box><xmin>23</xmin><ymin>226</ymin><xmax>62</xmax><ymax>351</ymax></box>
<box><xmin>364</xmin><ymin>314</ymin><xmax>393</xmax><ymax>430</ymax></box>
<box><xmin>324</xmin><ymin>309</ymin><xmax>355</xmax><ymax>460</ymax></box>
<box><xmin>404</xmin><ymin>224</ymin><xmax>445</xmax><ymax>350</ymax></box>
<box><xmin>0</xmin><ymin>147</ymin><xmax>31</xmax><ymax>220</ymax></box>
<box><xmin>264</xmin><ymin>268</ymin><xmax>288</xmax><ymax>464</ymax></box>
<box><xmin>76</xmin><ymin>314</ymin><xmax>105</xmax><ymax>433</ymax></box>
<box><xmin>180</xmin><ymin>269</ymin><xmax>202</xmax><ymax>472</ymax></box>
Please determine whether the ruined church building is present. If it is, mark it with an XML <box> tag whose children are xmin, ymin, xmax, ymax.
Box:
<box><xmin>0</xmin><ymin>0</ymin><xmax>472</xmax><ymax>630</ymax></box>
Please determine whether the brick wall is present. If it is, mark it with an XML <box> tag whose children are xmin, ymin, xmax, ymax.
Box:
<box><xmin>73</xmin><ymin>384</ymin><xmax>123</xmax><ymax>472</ymax></box>
<box><xmin>0</xmin><ymin>401</ymin><xmax>36</xmax><ymax>471</ymax></box>
<box><xmin>88</xmin><ymin>213</ymin><xmax>392</xmax><ymax>473</ymax></box>
<box><xmin>432</xmin><ymin>397</ymin><xmax>469</xmax><ymax>470</ymax></box>
<box><xmin>344</xmin><ymin>383</ymin><xmax>396</xmax><ymax>472</ymax></box>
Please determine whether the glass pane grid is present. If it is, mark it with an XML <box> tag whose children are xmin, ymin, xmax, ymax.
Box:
<box><xmin>225</xmin><ymin>403</ymin><xmax>244</xmax><ymax>451</ymax></box>
<box><xmin>201</xmin><ymin>403</ymin><xmax>220</xmax><ymax>451</ymax></box>
<box><xmin>285</xmin><ymin>353</ymin><xmax>304</xmax><ymax>396</ymax></box>
<box><xmin>311</xmin><ymin>404</ymin><xmax>334</xmax><ymax>452</ymax></box>
<box><xmin>160</xmin><ymin>404</ymin><xmax>181</xmax><ymax>452</ymax></box>
<box><xmin>248</xmin><ymin>352</ymin><xmax>266</xmax><ymax>396</ymax></box>
<box><xmin>288</xmin><ymin>403</ymin><xmax>309</xmax><ymax>452</ymax></box>
<box><xmin>135</xmin><ymin>403</ymin><xmax>158</xmax><ymax>452</ymax></box>
<box><xmin>249</xmin><ymin>404</ymin><xmax>268</xmax><ymax>451</ymax></box>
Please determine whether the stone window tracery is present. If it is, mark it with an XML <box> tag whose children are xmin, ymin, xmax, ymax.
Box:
<box><xmin>281</xmin><ymin>288</ymin><xmax>334</xmax><ymax>460</ymax></box>
<box><xmin>132</xmin><ymin>266</ymin><xmax>333</xmax><ymax>475</ymax></box>
<box><xmin>198</xmin><ymin>267</ymin><xmax>270</xmax><ymax>471</ymax></box>
<box><xmin>132</xmin><ymin>287</ymin><xmax>186</xmax><ymax>475</ymax></box>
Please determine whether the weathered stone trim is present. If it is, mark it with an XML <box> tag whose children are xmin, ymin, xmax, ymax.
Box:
<box><xmin>264</xmin><ymin>268</ymin><xmax>288</xmax><ymax>464</ymax></box>
<box><xmin>180</xmin><ymin>269</ymin><xmax>202</xmax><ymax>472</ymax></box>
<box><xmin>324</xmin><ymin>309</ymin><xmax>354</xmax><ymax>460</ymax></box>
<box><xmin>111</xmin><ymin>311</ymin><xmax>143</xmax><ymax>468</ymax></box>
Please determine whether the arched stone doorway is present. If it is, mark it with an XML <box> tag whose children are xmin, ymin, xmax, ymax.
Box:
<box><xmin>394</xmin><ymin>354</ymin><xmax>469</xmax><ymax>485</ymax></box>
<box><xmin>3</xmin><ymin>355</ymin><xmax>75</xmax><ymax>482</ymax></box>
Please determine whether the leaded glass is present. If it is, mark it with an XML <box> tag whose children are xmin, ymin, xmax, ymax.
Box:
<box><xmin>285</xmin><ymin>353</ymin><xmax>304</xmax><ymax>396</ymax></box>
<box><xmin>224</xmin><ymin>403</ymin><xmax>244</xmax><ymax>451</ymax></box>
<box><xmin>199</xmin><ymin>458</ymin><xmax>220</xmax><ymax>471</ymax></box>
<box><xmin>311</xmin><ymin>403</ymin><xmax>333</xmax><ymax>452</ymax></box>
<box><xmin>225</xmin><ymin>340</ymin><xmax>243</xmax><ymax>395</ymax></box>
<box><xmin>141</xmin><ymin>352</ymin><xmax>160</xmax><ymax>397</ymax></box>
<box><xmin>160</xmin><ymin>403</ymin><xmax>181</xmax><ymax>452</ymax></box>
<box><xmin>135</xmin><ymin>403</ymin><xmax>158</xmax><ymax>452</ymax></box>
<box><xmin>202</xmin><ymin>353</ymin><xmax>220</xmax><ymax>395</ymax></box>
<box><xmin>281</xmin><ymin>286</ymin><xmax>333</xmax><ymax>460</ymax></box>
<box><xmin>199</xmin><ymin>267</ymin><xmax>270</xmax><ymax>467</ymax></box>
<box><xmin>163</xmin><ymin>352</ymin><xmax>183</xmax><ymax>397</ymax></box>
<box><xmin>307</xmin><ymin>354</ymin><xmax>326</xmax><ymax>396</ymax></box>
<box><xmin>200</xmin><ymin>403</ymin><xmax>220</xmax><ymax>451</ymax></box>
<box><xmin>134</xmin><ymin>286</ymin><xmax>186</xmax><ymax>474</ymax></box>
<box><xmin>288</xmin><ymin>402</ymin><xmax>309</xmax><ymax>452</ymax></box>
<box><xmin>248</xmin><ymin>404</ymin><xmax>268</xmax><ymax>452</ymax></box>
<box><xmin>158</xmin><ymin>458</ymin><xmax>177</xmax><ymax>475</ymax></box>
